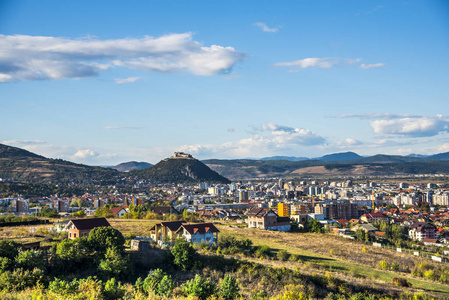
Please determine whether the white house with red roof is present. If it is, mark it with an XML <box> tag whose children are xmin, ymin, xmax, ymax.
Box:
<box><xmin>175</xmin><ymin>223</ymin><xmax>220</xmax><ymax>244</ymax></box>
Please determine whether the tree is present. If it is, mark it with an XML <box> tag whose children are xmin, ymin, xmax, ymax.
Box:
<box><xmin>56</xmin><ymin>237</ymin><xmax>91</xmax><ymax>260</ymax></box>
<box><xmin>171</xmin><ymin>239</ymin><xmax>198</xmax><ymax>271</ymax></box>
<box><xmin>142</xmin><ymin>269</ymin><xmax>175</xmax><ymax>297</ymax></box>
<box><xmin>15</xmin><ymin>250</ymin><xmax>44</xmax><ymax>271</ymax></box>
<box><xmin>182</xmin><ymin>274</ymin><xmax>217</xmax><ymax>300</ymax></box>
<box><xmin>355</xmin><ymin>229</ymin><xmax>365</xmax><ymax>241</ymax></box>
<box><xmin>308</xmin><ymin>219</ymin><xmax>323</xmax><ymax>233</ymax></box>
<box><xmin>98</xmin><ymin>246</ymin><xmax>128</xmax><ymax>277</ymax></box>
<box><xmin>88</xmin><ymin>227</ymin><xmax>125</xmax><ymax>256</ymax></box>
<box><xmin>0</xmin><ymin>240</ymin><xmax>21</xmax><ymax>259</ymax></box>
<box><xmin>220</xmin><ymin>275</ymin><xmax>240</xmax><ymax>300</ymax></box>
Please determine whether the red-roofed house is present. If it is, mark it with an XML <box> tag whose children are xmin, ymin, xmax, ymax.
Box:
<box><xmin>175</xmin><ymin>223</ymin><xmax>220</xmax><ymax>244</ymax></box>
<box><xmin>360</xmin><ymin>213</ymin><xmax>388</xmax><ymax>224</ymax></box>
<box><xmin>110</xmin><ymin>206</ymin><xmax>127</xmax><ymax>218</ymax></box>
<box><xmin>64</xmin><ymin>217</ymin><xmax>111</xmax><ymax>239</ymax></box>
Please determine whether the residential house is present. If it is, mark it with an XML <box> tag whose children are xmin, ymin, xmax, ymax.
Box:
<box><xmin>149</xmin><ymin>221</ymin><xmax>186</xmax><ymax>244</ymax></box>
<box><xmin>175</xmin><ymin>223</ymin><xmax>220</xmax><ymax>244</ymax></box>
<box><xmin>360</xmin><ymin>212</ymin><xmax>388</xmax><ymax>224</ymax></box>
<box><xmin>408</xmin><ymin>222</ymin><xmax>437</xmax><ymax>241</ymax></box>
<box><xmin>153</xmin><ymin>205</ymin><xmax>180</xmax><ymax>216</ymax></box>
<box><xmin>64</xmin><ymin>217</ymin><xmax>111</xmax><ymax>239</ymax></box>
<box><xmin>110</xmin><ymin>206</ymin><xmax>128</xmax><ymax>218</ymax></box>
<box><xmin>247</xmin><ymin>207</ymin><xmax>291</xmax><ymax>231</ymax></box>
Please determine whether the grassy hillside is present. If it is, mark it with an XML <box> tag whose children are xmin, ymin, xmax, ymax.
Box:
<box><xmin>0</xmin><ymin>143</ymin><xmax>119</xmax><ymax>184</ymax></box>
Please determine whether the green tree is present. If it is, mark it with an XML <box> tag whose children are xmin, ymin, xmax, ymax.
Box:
<box><xmin>182</xmin><ymin>274</ymin><xmax>217</xmax><ymax>300</ymax></box>
<box><xmin>308</xmin><ymin>219</ymin><xmax>323</xmax><ymax>233</ymax></box>
<box><xmin>56</xmin><ymin>237</ymin><xmax>91</xmax><ymax>262</ymax></box>
<box><xmin>0</xmin><ymin>240</ymin><xmax>21</xmax><ymax>259</ymax></box>
<box><xmin>220</xmin><ymin>275</ymin><xmax>240</xmax><ymax>300</ymax></box>
<box><xmin>15</xmin><ymin>250</ymin><xmax>44</xmax><ymax>271</ymax></box>
<box><xmin>355</xmin><ymin>229</ymin><xmax>365</xmax><ymax>241</ymax></box>
<box><xmin>88</xmin><ymin>226</ymin><xmax>125</xmax><ymax>255</ymax></box>
<box><xmin>171</xmin><ymin>239</ymin><xmax>198</xmax><ymax>271</ymax></box>
<box><xmin>142</xmin><ymin>269</ymin><xmax>175</xmax><ymax>297</ymax></box>
<box><xmin>98</xmin><ymin>247</ymin><xmax>128</xmax><ymax>277</ymax></box>
<box><xmin>103</xmin><ymin>277</ymin><xmax>125</xmax><ymax>300</ymax></box>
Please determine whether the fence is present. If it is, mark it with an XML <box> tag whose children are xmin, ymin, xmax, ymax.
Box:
<box><xmin>373</xmin><ymin>242</ymin><xmax>449</xmax><ymax>263</ymax></box>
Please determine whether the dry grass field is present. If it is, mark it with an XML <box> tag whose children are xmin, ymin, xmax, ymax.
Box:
<box><xmin>216</xmin><ymin>225</ymin><xmax>449</xmax><ymax>296</ymax></box>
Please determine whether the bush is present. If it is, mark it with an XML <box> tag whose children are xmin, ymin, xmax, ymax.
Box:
<box><xmin>98</xmin><ymin>246</ymin><xmax>129</xmax><ymax>277</ymax></box>
<box><xmin>392</xmin><ymin>277</ymin><xmax>411</xmax><ymax>287</ymax></box>
<box><xmin>376</xmin><ymin>260</ymin><xmax>389</xmax><ymax>270</ymax></box>
<box><xmin>103</xmin><ymin>278</ymin><xmax>125</xmax><ymax>300</ymax></box>
<box><xmin>277</xmin><ymin>250</ymin><xmax>289</xmax><ymax>261</ymax></box>
<box><xmin>254</xmin><ymin>245</ymin><xmax>271</xmax><ymax>259</ymax></box>
<box><xmin>171</xmin><ymin>239</ymin><xmax>198</xmax><ymax>271</ymax></box>
<box><xmin>142</xmin><ymin>268</ymin><xmax>175</xmax><ymax>297</ymax></box>
<box><xmin>15</xmin><ymin>250</ymin><xmax>44</xmax><ymax>271</ymax></box>
<box><xmin>220</xmin><ymin>275</ymin><xmax>240</xmax><ymax>300</ymax></box>
<box><xmin>0</xmin><ymin>240</ymin><xmax>21</xmax><ymax>259</ymax></box>
<box><xmin>182</xmin><ymin>274</ymin><xmax>217</xmax><ymax>300</ymax></box>
<box><xmin>391</xmin><ymin>262</ymin><xmax>399</xmax><ymax>271</ymax></box>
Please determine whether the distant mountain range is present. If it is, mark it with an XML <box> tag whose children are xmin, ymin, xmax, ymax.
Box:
<box><xmin>110</xmin><ymin>161</ymin><xmax>153</xmax><ymax>172</ymax></box>
<box><xmin>203</xmin><ymin>151</ymin><xmax>449</xmax><ymax>180</ymax></box>
<box><xmin>259</xmin><ymin>151</ymin><xmax>364</xmax><ymax>162</ymax></box>
<box><xmin>3</xmin><ymin>142</ymin><xmax>449</xmax><ymax>183</ymax></box>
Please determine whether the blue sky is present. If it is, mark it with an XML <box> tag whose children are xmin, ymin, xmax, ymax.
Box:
<box><xmin>1</xmin><ymin>0</ymin><xmax>449</xmax><ymax>165</ymax></box>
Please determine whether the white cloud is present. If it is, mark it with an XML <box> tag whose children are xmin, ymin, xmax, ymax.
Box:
<box><xmin>0</xmin><ymin>33</ymin><xmax>246</xmax><ymax>82</ymax></box>
<box><xmin>70</xmin><ymin>149</ymin><xmax>99</xmax><ymax>161</ymax></box>
<box><xmin>274</xmin><ymin>57</ymin><xmax>361</xmax><ymax>69</ymax></box>
<box><xmin>2</xmin><ymin>140</ymin><xmax>46</xmax><ymax>145</ymax></box>
<box><xmin>359</xmin><ymin>63</ymin><xmax>386</xmax><ymax>69</ymax></box>
<box><xmin>114</xmin><ymin>76</ymin><xmax>142</xmax><ymax>84</ymax></box>
<box><xmin>370</xmin><ymin>116</ymin><xmax>449</xmax><ymax>137</ymax></box>
<box><xmin>179</xmin><ymin>123</ymin><xmax>326</xmax><ymax>158</ymax></box>
<box><xmin>253</xmin><ymin>22</ymin><xmax>280</xmax><ymax>33</ymax></box>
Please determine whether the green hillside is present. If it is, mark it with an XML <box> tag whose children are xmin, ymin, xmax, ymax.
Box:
<box><xmin>0</xmin><ymin>143</ymin><xmax>119</xmax><ymax>184</ymax></box>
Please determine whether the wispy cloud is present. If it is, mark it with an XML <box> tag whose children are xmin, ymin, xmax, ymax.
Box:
<box><xmin>103</xmin><ymin>126</ymin><xmax>144</xmax><ymax>130</ymax></box>
<box><xmin>2</xmin><ymin>140</ymin><xmax>46</xmax><ymax>145</ymax></box>
<box><xmin>0</xmin><ymin>33</ymin><xmax>246</xmax><ymax>82</ymax></box>
<box><xmin>359</xmin><ymin>63</ymin><xmax>386</xmax><ymax>69</ymax></box>
<box><xmin>253</xmin><ymin>22</ymin><xmax>281</xmax><ymax>33</ymax></box>
<box><xmin>179</xmin><ymin>122</ymin><xmax>326</xmax><ymax>158</ymax></box>
<box><xmin>274</xmin><ymin>57</ymin><xmax>361</xmax><ymax>70</ymax></box>
<box><xmin>335</xmin><ymin>113</ymin><xmax>420</xmax><ymax>120</ymax></box>
<box><xmin>114</xmin><ymin>76</ymin><xmax>142</xmax><ymax>84</ymax></box>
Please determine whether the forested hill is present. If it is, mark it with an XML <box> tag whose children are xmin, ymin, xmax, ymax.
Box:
<box><xmin>130</xmin><ymin>157</ymin><xmax>231</xmax><ymax>183</ymax></box>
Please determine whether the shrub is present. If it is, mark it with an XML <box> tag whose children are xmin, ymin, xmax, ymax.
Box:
<box><xmin>391</xmin><ymin>262</ymin><xmax>399</xmax><ymax>271</ymax></box>
<box><xmin>254</xmin><ymin>245</ymin><xmax>271</xmax><ymax>259</ymax></box>
<box><xmin>103</xmin><ymin>278</ymin><xmax>125</xmax><ymax>300</ymax></box>
<box><xmin>0</xmin><ymin>240</ymin><xmax>21</xmax><ymax>259</ymax></box>
<box><xmin>220</xmin><ymin>275</ymin><xmax>240</xmax><ymax>300</ymax></box>
<box><xmin>277</xmin><ymin>250</ymin><xmax>289</xmax><ymax>261</ymax></box>
<box><xmin>142</xmin><ymin>268</ymin><xmax>175</xmax><ymax>297</ymax></box>
<box><xmin>15</xmin><ymin>250</ymin><xmax>44</xmax><ymax>271</ymax></box>
<box><xmin>171</xmin><ymin>239</ymin><xmax>198</xmax><ymax>271</ymax></box>
<box><xmin>392</xmin><ymin>277</ymin><xmax>411</xmax><ymax>287</ymax></box>
<box><xmin>98</xmin><ymin>246</ymin><xmax>129</xmax><ymax>277</ymax></box>
<box><xmin>376</xmin><ymin>260</ymin><xmax>389</xmax><ymax>270</ymax></box>
<box><xmin>182</xmin><ymin>274</ymin><xmax>217</xmax><ymax>300</ymax></box>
